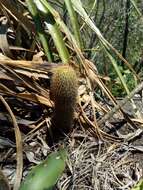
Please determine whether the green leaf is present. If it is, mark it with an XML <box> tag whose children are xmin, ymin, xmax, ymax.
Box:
<box><xmin>19</xmin><ymin>149</ymin><xmax>67</xmax><ymax>190</ymax></box>
<box><xmin>131</xmin><ymin>179</ymin><xmax>143</xmax><ymax>190</ymax></box>
<box><xmin>36</xmin><ymin>0</ymin><xmax>70</xmax><ymax>64</ymax></box>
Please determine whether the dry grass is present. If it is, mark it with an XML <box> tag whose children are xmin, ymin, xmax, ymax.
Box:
<box><xmin>0</xmin><ymin>1</ymin><xmax>143</xmax><ymax>189</ymax></box>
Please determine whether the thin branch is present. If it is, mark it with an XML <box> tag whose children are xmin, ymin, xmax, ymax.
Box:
<box><xmin>98</xmin><ymin>81</ymin><xmax>143</xmax><ymax>126</ymax></box>
<box><xmin>0</xmin><ymin>95</ymin><xmax>23</xmax><ymax>190</ymax></box>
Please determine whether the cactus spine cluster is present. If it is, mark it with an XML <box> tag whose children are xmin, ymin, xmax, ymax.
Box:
<box><xmin>50</xmin><ymin>65</ymin><xmax>78</xmax><ymax>132</ymax></box>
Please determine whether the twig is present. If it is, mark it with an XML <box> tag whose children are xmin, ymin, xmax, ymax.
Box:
<box><xmin>98</xmin><ymin>81</ymin><xmax>143</xmax><ymax>126</ymax></box>
<box><xmin>0</xmin><ymin>95</ymin><xmax>23</xmax><ymax>190</ymax></box>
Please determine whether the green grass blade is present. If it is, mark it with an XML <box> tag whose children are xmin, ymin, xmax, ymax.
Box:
<box><xmin>104</xmin><ymin>47</ymin><xmax>141</xmax><ymax>118</ymax></box>
<box><xmin>26</xmin><ymin>0</ymin><xmax>53</xmax><ymax>61</ymax></box>
<box><xmin>35</xmin><ymin>0</ymin><xmax>70</xmax><ymax>64</ymax></box>
<box><xmin>130</xmin><ymin>0</ymin><xmax>142</xmax><ymax>17</ymax></box>
<box><xmin>71</xmin><ymin>0</ymin><xmax>139</xmax><ymax>79</ymax></box>
<box><xmin>64</xmin><ymin>0</ymin><xmax>83</xmax><ymax>49</ymax></box>
<box><xmin>39</xmin><ymin>0</ymin><xmax>84</xmax><ymax>64</ymax></box>
<box><xmin>104</xmin><ymin>48</ymin><xmax>130</xmax><ymax>94</ymax></box>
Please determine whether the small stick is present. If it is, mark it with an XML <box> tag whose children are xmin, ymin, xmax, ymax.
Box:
<box><xmin>98</xmin><ymin>81</ymin><xmax>143</xmax><ymax>126</ymax></box>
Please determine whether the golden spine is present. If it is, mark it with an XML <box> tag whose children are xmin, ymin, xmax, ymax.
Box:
<box><xmin>50</xmin><ymin>65</ymin><xmax>78</xmax><ymax>132</ymax></box>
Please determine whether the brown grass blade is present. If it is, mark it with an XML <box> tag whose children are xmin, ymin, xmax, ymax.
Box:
<box><xmin>0</xmin><ymin>0</ymin><xmax>35</xmax><ymax>34</ymax></box>
<box><xmin>0</xmin><ymin>95</ymin><xmax>23</xmax><ymax>190</ymax></box>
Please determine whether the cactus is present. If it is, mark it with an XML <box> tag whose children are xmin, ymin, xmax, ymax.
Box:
<box><xmin>50</xmin><ymin>65</ymin><xmax>78</xmax><ymax>132</ymax></box>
